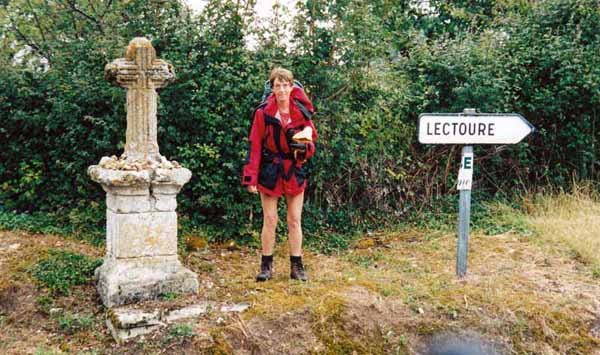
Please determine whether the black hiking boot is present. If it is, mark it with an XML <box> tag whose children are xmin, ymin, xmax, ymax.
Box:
<box><xmin>256</xmin><ymin>255</ymin><xmax>273</xmax><ymax>282</ymax></box>
<box><xmin>290</xmin><ymin>256</ymin><xmax>307</xmax><ymax>281</ymax></box>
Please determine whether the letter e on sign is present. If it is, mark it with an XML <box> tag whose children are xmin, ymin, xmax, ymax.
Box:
<box><xmin>463</xmin><ymin>156</ymin><xmax>472</xmax><ymax>169</ymax></box>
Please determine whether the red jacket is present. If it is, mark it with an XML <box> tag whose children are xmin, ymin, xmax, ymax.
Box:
<box><xmin>242</xmin><ymin>86</ymin><xmax>318</xmax><ymax>197</ymax></box>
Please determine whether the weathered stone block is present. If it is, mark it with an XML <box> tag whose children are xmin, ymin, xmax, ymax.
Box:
<box><xmin>95</xmin><ymin>257</ymin><xmax>198</xmax><ymax>308</ymax></box>
<box><xmin>153</xmin><ymin>193</ymin><xmax>177</xmax><ymax>212</ymax></box>
<box><xmin>105</xmin><ymin>301</ymin><xmax>250</xmax><ymax>342</ymax></box>
<box><xmin>107</xmin><ymin>210</ymin><xmax>177</xmax><ymax>259</ymax></box>
<box><xmin>106</xmin><ymin>302</ymin><xmax>216</xmax><ymax>342</ymax></box>
<box><xmin>220</xmin><ymin>303</ymin><xmax>251</xmax><ymax>313</ymax></box>
<box><xmin>107</xmin><ymin>319</ymin><xmax>164</xmax><ymax>343</ymax></box>
<box><xmin>108</xmin><ymin>308</ymin><xmax>162</xmax><ymax>329</ymax></box>
<box><xmin>152</xmin><ymin>167</ymin><xmax>192</xmax><ymax>194</ymax></box>
<box><xmin>163</xmin><ymin>303</ymin><xmax>212</xmax><ymax>323</ymax></box>
<box><xmin>106</xmin><ymin>308</ymin><xmax>165</xmax><ymax>343</ymax></box>
<box><xmin>107</xmin><ymin>193</ymin><xmax>152</xmax><ymax>213</ymax></box>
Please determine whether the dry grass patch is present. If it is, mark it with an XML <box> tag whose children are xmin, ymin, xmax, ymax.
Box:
<box><xmin>526</xmin><ymin>185</ymin><xmax>600</xmax><ymax>270</ymax></box>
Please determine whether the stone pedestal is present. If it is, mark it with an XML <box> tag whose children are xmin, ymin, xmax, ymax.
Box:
<box><xmin>89</xmin><ymin>166</ymin><xmax>198</xmax><ymax>307</ymax></box>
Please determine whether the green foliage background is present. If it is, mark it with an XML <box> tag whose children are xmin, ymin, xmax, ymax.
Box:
<box><xmin>0</xmin><ymin>0</ymin><xmax>599</xmax><ymax>246</ymax></box>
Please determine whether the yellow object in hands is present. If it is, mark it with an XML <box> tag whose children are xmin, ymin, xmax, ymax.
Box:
<box><xmin>292</xmin><ymin>126</ymin><xmax>313</xmax><ymax>143</ymax></box>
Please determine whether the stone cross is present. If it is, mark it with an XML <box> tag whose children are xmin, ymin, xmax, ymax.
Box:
<box><xmin>105</xmin><ymin>37</ymin><xmax>174</xmax><ymax>164</ymax></box>
<box><xmin>89</xmin><ymin>37</ymin><xmax>197</xmax><ymax>308</ymax></box>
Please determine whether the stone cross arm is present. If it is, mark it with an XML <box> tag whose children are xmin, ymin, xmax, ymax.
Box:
<box><xmin>104</xmin><ymin>37</ymin><xmax>175</xmax><ymax>89</ymax></box>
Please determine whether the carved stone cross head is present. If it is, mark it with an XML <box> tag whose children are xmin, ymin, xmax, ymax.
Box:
<box><xmin>104</xmin><ymin>38</ymin><xmax>175</xmax><ymax>165</ymax></box>
<box><xmin>105</xmin><ymin>37</ymin><xmax>174</xmax><ymax>89</ymax></box>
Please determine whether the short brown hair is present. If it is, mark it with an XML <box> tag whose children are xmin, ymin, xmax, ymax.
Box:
<box><xmin>269</xmin><ymin>67</ymin><xmax>293</xmax><ymax>87</ymax></box>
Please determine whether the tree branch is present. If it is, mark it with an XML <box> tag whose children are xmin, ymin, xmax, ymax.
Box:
<box><xmin>102</xmin><ymin>0</ymin><xmax>113</xmax><ymax>17</ymax></box>
<box><xmin>89</xmin><ymin>0</ymin><xmax>98</xmax><ymax>13</ymax></box>
<box><xmin>326</xmin><ymin>83</ymin><xmax>349</xmax><ymax>101</ymax></box>
<box><xmin>10</xmin><ymin>17</ymin><xmax>51</xmax><ymax>62</ymax></box>
<box><xmin>54</xmin><ymin>1</ymin><xmax>82</xmax><ymax>36</ymax></box>
<box><xmin>11</xmin><ymin>24</ymin><xmax>40</xmax><ymax>52</ymax></box>
<box><xmin>25</xmin><ymin>0</ymin><xmax>47</xmax><ymax>43</ymax></box>
<box><xmin>65</xmin><ymin>0</ymin><xmax>104</xmax><ymax>34</ymax></box>
<box><xmin>41</xmin><ymin>0</ymin><xmax>60</xmax><ymax>41</ymax></box>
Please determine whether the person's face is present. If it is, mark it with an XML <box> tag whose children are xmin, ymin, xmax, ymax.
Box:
<box><xmin>273</xmin><ymin>77</ymin><xmax>292</xmax><ymax>104</ymax></box>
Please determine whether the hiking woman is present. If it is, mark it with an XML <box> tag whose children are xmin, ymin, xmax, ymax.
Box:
<box><xmin>242</xmin><ymin>67</ymin><xmax>318</xmax><ymax>281</ymax></box>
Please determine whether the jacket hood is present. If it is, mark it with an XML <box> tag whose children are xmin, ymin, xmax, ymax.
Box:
<box><xmin>264</xmin><ymin>86</ymin><xmax>314</xmax><ymax>119</ymax></box>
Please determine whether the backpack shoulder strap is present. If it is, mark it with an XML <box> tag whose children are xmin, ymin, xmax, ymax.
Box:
<box><xmin>255</xmin><ymin>101</ymin><xmax>268</xmax><ymax>112</ymax></box>
<box><xmin>293</xmin><ymin>98</ymin><xmax>314</xmax><ymax>121</ymax></box>
<box><xmin>261</xmin><ymin>80</ymin><xmax>271</xmax><ymax>102</ymax></box>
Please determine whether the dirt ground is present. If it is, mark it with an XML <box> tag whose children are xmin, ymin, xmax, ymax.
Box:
<box><xmin>1</xmin><ymin>229</ymin><xmax>599</xmax><ymax>354</ymax></box>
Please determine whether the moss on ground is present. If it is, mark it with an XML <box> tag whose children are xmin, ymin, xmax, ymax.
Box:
<box><xmin>310</xmin><ymin>295</ymin><xmax>378</xmax><ymax>354</ymax></box>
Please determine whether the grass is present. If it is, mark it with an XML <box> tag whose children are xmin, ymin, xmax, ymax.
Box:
<box><xmin>211</xmin><ymin>225</ymin><xmax>600</xmax><ymax>353</ymax></box>
<box><xmin>311</xmin><ymin>294</ymin><xmax>382</xmax><ymax>354</ymax></box>
<box><xmin>34</xmin><ymin>346</ymin><xmax>60</xmax><ymax>355</ymax></box>
<box><xmin>55</xmin><ymin>311</ymin><xmax>95</xmax><ymax>334</ymax></box>
<box><xmin>166</xmin><ymin>323</ymin><xmax>194</xmax><ymax>340</ymax></box>
<box><xmin>525</xmin><ymin>184</ymin><xmax>600</xmax><ymax>269</ymax></box>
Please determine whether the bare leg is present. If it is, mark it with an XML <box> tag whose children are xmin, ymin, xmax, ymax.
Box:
<box><xmin>260</xmin><ymin>192</ymin><xmax>279</xmax><ymax>255</ymax></box>
<box><xmin>285</xmin><ymin>191</ymin><xmax>305</xmax><ymax>256</ymax></box>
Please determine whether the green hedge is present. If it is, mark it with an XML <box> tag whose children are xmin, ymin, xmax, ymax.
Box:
<box><xmin>1</xmin><ymin>0</ymin><xmax>599</xmax><ymax>244</ymax></box>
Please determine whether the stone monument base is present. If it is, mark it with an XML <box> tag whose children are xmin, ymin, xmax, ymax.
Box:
<box><xmin>96</xmin><ymin>256</ymin><xmax>198</xmax><ymax>308</ymax></box>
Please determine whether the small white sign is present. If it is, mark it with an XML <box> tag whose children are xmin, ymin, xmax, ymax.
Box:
<box><xmin>419</xmin><ymin>113</ymin><xmax>534</xmax><ymax>144</ymax></box>
<box><xmin>457</xmin><ymin>152</ymin><xmax>474</xmax><ymax>190</ymax></box>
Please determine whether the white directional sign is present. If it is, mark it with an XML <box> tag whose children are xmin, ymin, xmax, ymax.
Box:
<box><xmin>457</xmin><ymin>152</ymin><xmax>473</xmax><ymax>190</ymax></box>
<box><xmin>418</xmin><ymin>113</ymin><xmax>534</xmax><ymax>144</ymax></box>
<box><xmin>417</xmin><ymin>109</ymin><xmax>535</xmax><ymax>278</ymax></box>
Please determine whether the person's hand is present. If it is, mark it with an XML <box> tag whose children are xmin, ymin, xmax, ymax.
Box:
<box><xmin>291</xmin><ymin>143</ymin><xmax>307</xmax><ymax>163</ymax></box>
<box><xmin>247</xmin><ymin>185</ymin><xmax>258</xmax><ymax>194</ymax></box>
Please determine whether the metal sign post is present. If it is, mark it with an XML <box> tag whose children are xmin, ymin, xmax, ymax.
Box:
<box><xmin>418</xmin><ymin>108</ymin><xmax>534</xmax><ymax>278</ymax></box>
<box><xmin>457</xmin><ymin>145</ymin><xmax>473</xmax><ymax>278</ymax></box>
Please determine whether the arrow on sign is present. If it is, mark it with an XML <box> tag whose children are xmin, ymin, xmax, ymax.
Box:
<box><xmin>418</xmin><ymin>113</ymin><xmax>534</xmax><ymax>144</ymax></box>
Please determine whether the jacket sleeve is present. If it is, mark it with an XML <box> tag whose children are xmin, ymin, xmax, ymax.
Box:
<box><xmin>304</xmin><ymin>118</ymin><xmax>318</xmax><ymax>160</ymax></box>
<box><xmin>242</xmin><ymin>109</ymin><xmax>265</xmax><ymax>186</ymax></box>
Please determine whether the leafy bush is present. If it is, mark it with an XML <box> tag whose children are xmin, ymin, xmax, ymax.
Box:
<box><xmin>0</xmin><ymin>210</ymin><xmax>72</xmax><ymax>236</ymax></box>
<box><xmin>0</xmin><ymin>203</ymin><xmax>105</xmax><ymax>245</ymax></box>
<box><xmin>0</xmin><ymin>0</ymin><xmax>599</xmax><ymax>247</ymax></box>
<box><xmin>32</xmin><ymin>250</ymin><xmax>102</xmax><ymax>295</ymax></box>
